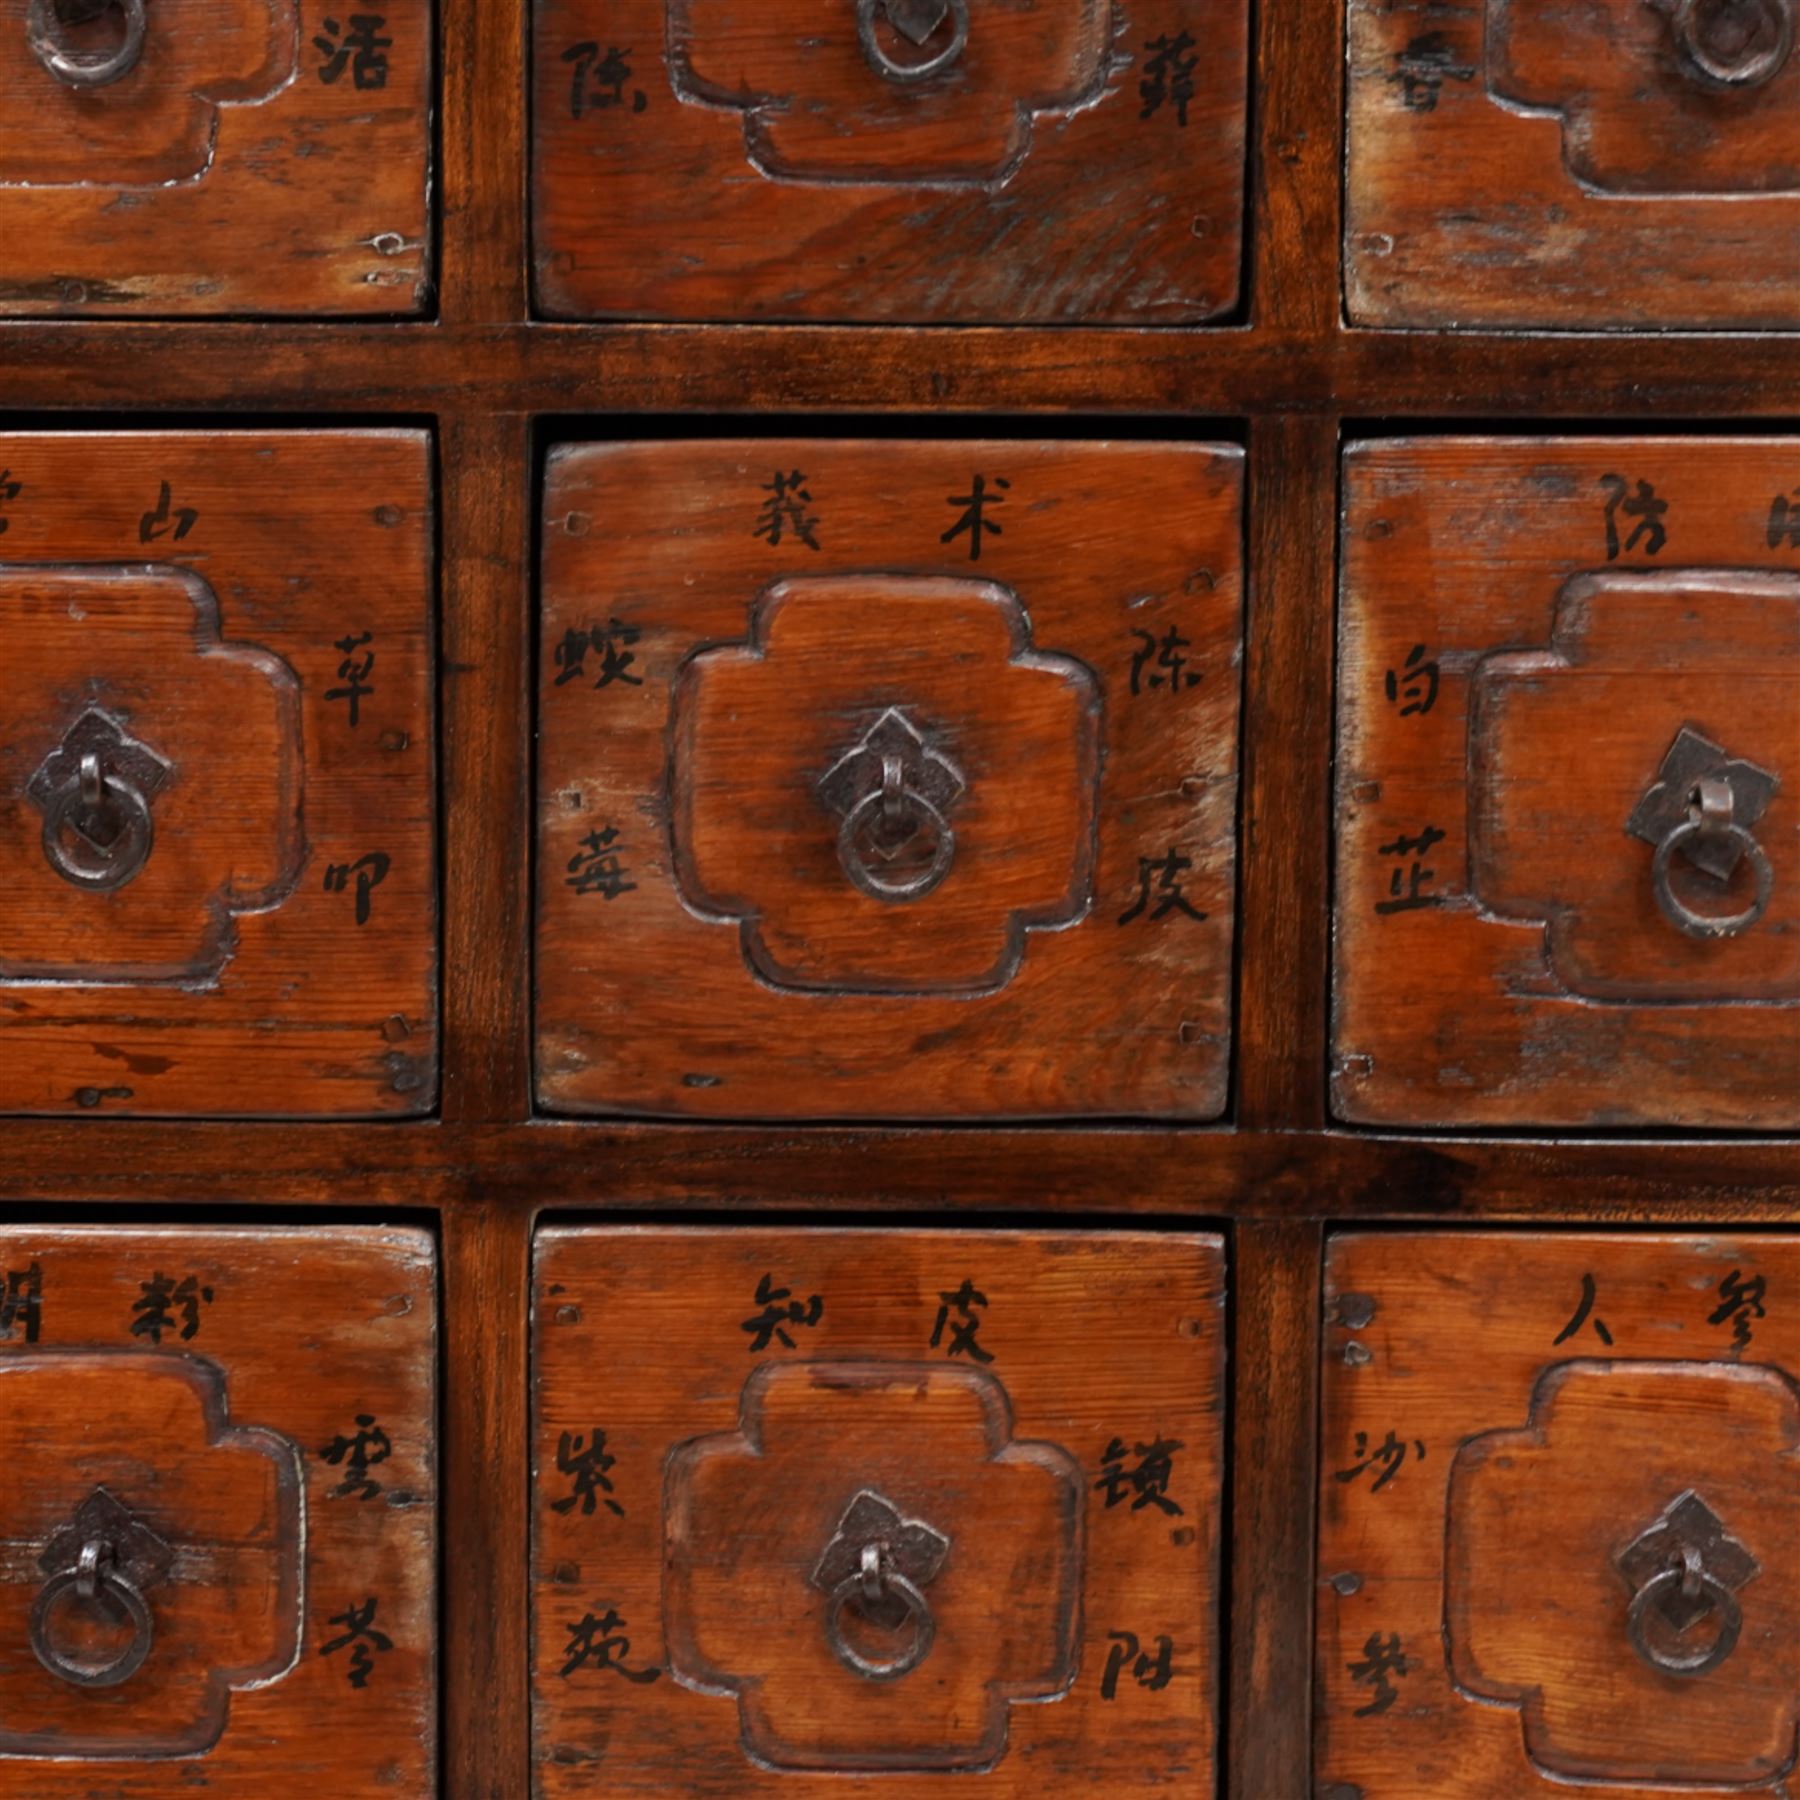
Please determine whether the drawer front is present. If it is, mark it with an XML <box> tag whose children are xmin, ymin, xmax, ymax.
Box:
<box><xmin>1318</xmin><ymin>1231</ymin><xmax>1800</xmax><ymax>1797</ymax></box>
<box><xmin>0</xmin><ymin>1226</ymin><xmax>436</xmax><ymax>1793</ymax></box>
<box><xmin>530</xmin><ymin>0</ymin><xmax>1246</xmax><ymax>322</ymax></box>
<box><xmin>0</xmin><ymin>0</ymin><xmax>429</xmax><ymax>314</ymax></box>
<box><xmin>1334</xmin><ymin>437</ymin><xmax>1799</xmax><ymax>1128</ymax></box>
<box><xmin>0</xmin><ymin>431</ymin><xmax>437</xmax><ymax>1116</ymax></box>
<box><xmin>536</xmin><ymin>438</ymin><xmax>1242</xmax><ymax>1119</ymax></box>
<box><xmin>1346</xmin><ymin>0</ymin><xmax>1800</xmax><ymax>326</ymax></box>
<box><xmin>533</xmin><ymin>1227</ymin><xmax>1223</xmax><ymax>1793</ymax></box>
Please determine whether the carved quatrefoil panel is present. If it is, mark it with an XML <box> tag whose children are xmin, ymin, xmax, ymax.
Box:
<box><xmin>0</xmin><ymin>1351</ymin><xmax>304</xmax><ymax>1758</ymax></box>
<box><xmin>1488</xmin><ymin>0</ymin><xmax>1800</xmax><ymax>192</ymax></box>
<box><xmin>0</xmin><ymin>565</ymin><xmax>305</xmax><ymax>987</ymax></box>
<box><xmin>670</xmin><ymin>574</ymin><xmax>1101</xmax><ymax>996</ymax></box>
<box><xmin>666</xmin><ymin>0</ymin><xmax>1110</xmax><ymax>183</ymax></box>
<box><xmin>1447</xmin><ymin>1359</ymin><xmax>1800</xmax><ymax>1787</ymax></box>
<box><xmin>4</xmin><ymin>0</ymin><xmax>294</xmax><ymax>186</ymax></box>
<box><xmin>663</xmin><ymin>1359</ymin><xmax>1083</xmax><ymax>1772</ymax></box>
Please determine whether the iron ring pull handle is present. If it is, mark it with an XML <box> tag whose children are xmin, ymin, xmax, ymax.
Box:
<box><xmin>856</xmin><ymin>0</ymin><xmax>970</xmax><ymax>82</ymax></box>
<box><xmin>1627</xmin><ymin>1550</ymin><xmax>1744</xmax><ymax>1679</ymax></box>
<box><xmin>1651</xmin><ymin>776</ymin><xmax>1774</xmax><ymax>941</ymax></box>
<box><xmin>836</xmin><ymin>774</ymin><xmax>957</xmax><ymax>901</ymax></box>
<box><xmin>27</xmin><ymin>0</ymin><xmax>148</xmax><ymax>88</ymax></box>
<box><xmin>1669</xmin><ymin>0</ymin><xmax>1794</xmax><ymax>88</ymax></box>
<box><xmin>824</xmin><ymin>1540</ymin><xmax>937</xmax><ymax>1682</ymax></box>
<box><xmin>40</xmin><ymin>749</ymin><xmax>157</xmax><ymax>892</ymax></box>
<box><xmin>30</xmin><ymin>1537</ymin><xmax>156</xmax><ymax>1689</ymax></box>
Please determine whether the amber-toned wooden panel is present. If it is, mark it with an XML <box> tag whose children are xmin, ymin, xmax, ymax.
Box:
<box><xmin>0</xmin><ymin>0</ymin><xmax>430</xmax><ymax>314</ymax></box>
<box><xmin>1346</xmin><ymin>0</ymin><xmax>1800</xmax><ymax>326</ymax></box>
<box><xmin>530</xmin><ymin>0</ymin><xmax>1245</xmax><ymax>321</ymax></box>
<box><xmin>0</xmin><ymin>1225</ymin><xmax>436</xmax><ymax>1793</ymax></box>
<box><xmin>536</xmin><ymin>439</ymin><xmax>1242</xmax><ymax>1119</ymax></box>
<box><xmin>0</xmin><ymin>431</ymin><xmax>437</xmax><ymax>1116</ymax></box>
<box><xmin>1318</xmin><ymin>1231</ymin><xmax>1800</xmax><ymax>1798</ymax></box>
<box><xmin>532</xmin><ymin>1227</ymin><xmax>1223</xmax><ymax>1794</ymax></box>
<box><xmin>1335</xmin><ymin>437</ymin><xmax>1800</xmax><ymax>1128</ymax></box>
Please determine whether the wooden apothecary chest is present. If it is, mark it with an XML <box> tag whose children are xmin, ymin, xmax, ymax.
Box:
<box><xmin>6</xmin><ymin>0</ymin><xmax>1798</xmax><ymax>1783</ymax></box>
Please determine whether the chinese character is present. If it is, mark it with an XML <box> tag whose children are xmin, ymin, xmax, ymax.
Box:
<box><xmin>326</xmin><ymin>630</ymin><xmax>376</xmax><ymax>727</ymax></box>
<box><xmin>553</xmin><ymin>619</ymin><xmax>642</xmax><ymax>689</ymax></box>
<box><xmin>130</xmin><ymin>1272</ymin><xmax>213</xmax><ymax>1344</ymax></box>
<box><xmin>314</xmin><ymin>14</ymin><xmax>391</xmax><ymax>87</ymax></box>
<box><xmin>1119</xmin><ymin>849</ymin><xmax>1207</xmax><ymax>925</ymax></box>
<box><xmin>1100</xmin><ymin>1630</ymin><xmax>1175</xmax><ymax>1699</ymax></box>
<box><xmin>1348</xmin><ymin>1631</ymin><xmax>1410</xmax><ymax>1717</ymax></box>
<box><xmin>565</xmin><ymin>825</ymin><xmax>636</xmax><ymax>899</ymax></box>
<box><xmin>320</xmin><ymin>1597</ymin><xmax>394</xmax><ymax>1688</ymax></box>
<box><xmin>1552</xmin><ymin>1271</ymin><xmax>1613</xmax><ymax>1347</ymax></box>
<box><xmin>138</xmin><ymin>480</ymin><xmax>198</xmax><ymax>545</ymax></box>
<box><xmin>741</xmin><ymin>1273</ymin><xmax>823</xmax><ymax>1352</ymax></box>
<box><xmin>753</xmin><ymin>470</ymin><xmax>821</xmax><ymax>550</ymax></box>
<box><xmin>1138</xmin><ymin>30</ymin><xmax>1196</xmax><ymax>125</ymax></box>
<box><xmin>1768</xmin><ymin>490</ymin><xmax>1800</xmax><ymax>550</ymax></box>
<box><xmin>551</xmin><ymin>1429</ymin><xmax>623</xmax><ymax>1518</ymax></box>
<box><xmin>319</xmin><ymin>1415</ymin><xmax>393</xmax><ymax>1500</ymax></box>
<box><xmin>1130</xmin><ymin>626</ymin><xmax>1201</xmax><ymax>698</ymax></box>
<box><xmin>0</xmin><ymin>1262</ymin><xmax>43</xmax><ymax>1343</ymax></box>
<box><xmin>323</xmin><ymin>851</ymin><xmax>391</xmax><ymax>926</ymax></box>
<box><xmin>0</xmin><ymin>469</ymin><xmax>19</xmax><ymax>534</ymax></box>
<box><xmin>1709</xmin><ymin>1269</ymin><xmax>1767</xmax><ymax>1353</ymax></box>
<box><xmin>1374</xmin><ymin>825</ymin><xmax>1445</xmax><ymax>915</ymax></box>
<box><xmin>1600</xmin><ymin>474</ymin><xmax>1668</xmax><ymax>562</ymax></box>
<box><xmin>1388</xmin><ymin>31</ymin><xmax>1475</xmax><ymax>110</ymax></box>
<box><xmin>941</xmin><ymin>473</ymin><xmax>1009</xmax><ymax>561</ymax></box>
<box><xmin>1334</xmin><ymin>1430</ymin><xmax>1424</xmax><ymax>1493</ymax></box>
<box><xmin>560</xmin><ymin>41</ymin><xmax>647</xmax><ymax>116</ymax></box>
<box><xmin>1096</xmin><ymin>1435</ymin><xmax>1185</xmax><ymax>1516</ymax></box>
<box><xmin>930</xmin><ymin>1278</ymin><xmax>995</xmax><ymax>1364</ymax></box>
<box><xmin>559</xmin><ymin>1606</ymin><xmax>660</xmax><ymax>1682</ymax></box>
<box><xmin>1383</xmin><ymin>643</ymin><xmax>1438</xmax><ymax>716</ymax></box>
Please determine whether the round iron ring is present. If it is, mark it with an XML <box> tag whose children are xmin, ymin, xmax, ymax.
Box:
<box><xmin>30</xmin><ymin>1544</ymin><xmax>155</xmax><ymax>1689</ymax></box>
<box><xmin>1651</xmin><ymin>818</ymin><xmax>1773</xmax><ymax>940</ymax></box>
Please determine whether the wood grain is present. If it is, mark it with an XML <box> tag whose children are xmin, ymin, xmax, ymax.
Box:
<box><xmin>531</xmin><ymin>0</ymin><xmax>1246</xmax><ymax>321</ymax></box>
<box><xmin>1319</xmin><ymin>1230</ymin><xmax>1800</xmax><ymax>1798</ymax></box>
<box><xmin>532</xmin><ymin>1226</ymin><xmax>1224</xmax><ymax>1794</ymax></box>
<box><xmin>0</xmin><ymin>1224</ymin><xmax>437</xmax><ymax>1794</ymax></box>
<box><xmin>1336</xmin><ymin>436</ymin><xmax>1800</xmax><ymax>1129</ymax></box>
<box><xmin>0</xmin><ymin>430</ymin><xmax>438</xmax><ymax>1117</ymax></box>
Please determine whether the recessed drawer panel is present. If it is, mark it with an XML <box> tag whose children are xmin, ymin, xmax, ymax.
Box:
<box><xmin>1318</xmin><ymin>1230</ymin><xmax>1800</xmax><ymax>1798</ymax></box>
<box><xmin>0</xmin><ymin>0</ymin><xmax>430</xmax><ymax>314</ymax></box>
<box><xmin>536</xmin><ymin>438</ymin><xmax>1243</xmax><ymax>1120</ymax></box>
<box><xmin>0</xmin><ymin>431</ymin><xmax>438</xmax><ymax>1116</ymax></box>
<box><xmin>1335</xmin><ymin>436</ymin><xmax>1799</xmax><ymax>1128</ymax></box>
<box><xmin>530</xmin><ymin>0</ymin><xmax>1247</xmax><ymax>322</ymax></box>
<box><xmin>1346</xmin><ymin>0</ymin><xmax>1800</xmax><ymax>326</ymax></box>
<box><xmin>533</xmin><ymin>1227</ymin><xmax>1224</xmax><ymax>1793</ymax></box>
<box><xmin>0</xmin><ymin>1225</ymin><xmax>437</xmax><ymax>1794</ymax></box>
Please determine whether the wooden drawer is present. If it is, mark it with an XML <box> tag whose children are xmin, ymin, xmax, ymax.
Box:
<box><xmin>530</xmin><ymin>0</ymin><xmax>1246</xmax><ymax>322</ymax></box>
<box><xmin>0</xmin><ymin>1225</ymin><xmax>436</xmax><ymax>1794</ymax></box>
<box><xmin>1334</xmin><ymin>437</ymin><xmax>1799</xmax><ymax>1129</ymax></box>
<box><xmin>0</xmin><ymin>430</ymin><xmax>437</xmax><ymax>1117</ymax></box>
<box><xmin>1346</xmin><ymin>0</ymin><xmax>1800</xmax><ymax>326</ymax></box>
<box><xmin>532</xmin><ymin>1227</ymin><xmax>1223</xmax><ymax>1793</ymax></box>
<box><xmin>1318</xmin><ymin>1230</ymin><xmax>1800</xmax><ymax>1797</ymax></box>
<box><xmin>1</xmin><ymin>0</ymin><xmax>430</xmax><ymax>315</ymax></box>
<box><xmin>536</xmin><ymin>438</ymin><xmax>1243</xmax><ymax>1120</ymax></box>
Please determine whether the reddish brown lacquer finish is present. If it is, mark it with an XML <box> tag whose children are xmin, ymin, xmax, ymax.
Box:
<box><xmin>0</xmin><ymin>1226</ymin><xmax>436</xmax><ymax>1793</ymax></box>
<box><xmin>0</xmin><ymin>431</ymin><xmax>437</xmax><ymax>1116</ymax></box>
<box><xmin>536</xmin><ymin>439</ymin><xmax>1243</xmax><ymax>1120</ymax></box>
<box><xmin>532</xmin><ymin>1227</ymin><xmax>1223</xmax><ymax>1794</ymax></box>
<box><xmin>1346</xmin><ymin>0</ymin><xmax>1800</xmax><ymax>325</ymax></box>
<box><xmin>0</xmin><ymin>0</ymin><xmax>430</xmax><ymax>314</ymax></box>
<box><xmin>1318</xmin><ymin>1231</ymin><xmax>1800</xmax><ymax>1798</ymax></box>
<box><xmin>1335</xmin><ymin>437</ymin><xmax>1800</xmax><ymax>1129</ymax></box>
<box><xmin>530</xmin><ymin>0</ymin><xmax>1246</xmax><ymax>321</ymax></box>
